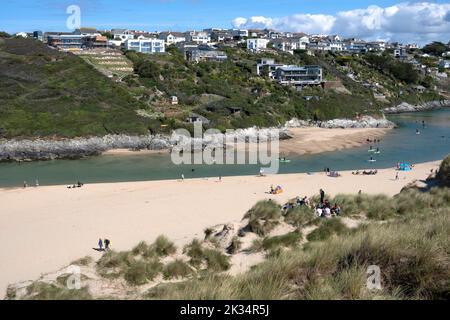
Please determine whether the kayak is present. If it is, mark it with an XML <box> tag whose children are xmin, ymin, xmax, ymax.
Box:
<box><xmin>368</xmin><ymin>159</ymin><xmax>377</xmax><ymax>162</ymax></box>
<box><xmin>279</xmin><ymin>159</ymin><xmax>291</xmax><ymax>163</ymax></box>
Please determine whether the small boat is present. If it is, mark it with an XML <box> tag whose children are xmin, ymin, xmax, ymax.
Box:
<box><xmin>278</xmin><ymin>158</ymin><xmax>291</xmax><ymax>163</ymax></box>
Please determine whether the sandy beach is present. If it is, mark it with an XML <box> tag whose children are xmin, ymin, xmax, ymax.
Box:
<box><xmin>0</xmin><ymin>160</ymin><xmax>441</xmax><ymax>298</ymax></box>
<box><xmin>100</xmin><ymin>127</ymin><xmax>390</xmax><ymax>157</ymax></box>
<box><xmin>279</xmin><ymin>127</ymin><xmax>389</xmax><ymax>155</ymax></box>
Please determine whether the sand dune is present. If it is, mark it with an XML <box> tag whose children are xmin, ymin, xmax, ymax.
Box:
<box><xmin>0</xmin><ymin>160</ymin><xmax>441</xmax><ymax>298</ymax></box>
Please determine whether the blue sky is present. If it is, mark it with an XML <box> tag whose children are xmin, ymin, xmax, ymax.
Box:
<box><xmin>1</xmin><ymin>0</ymin><xmax>450</xmax><ymax>43</ymax></box>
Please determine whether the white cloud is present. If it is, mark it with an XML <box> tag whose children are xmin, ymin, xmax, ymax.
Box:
<box><xmin>232</xmin><ymin>2</ymin><xmax>450</xmax><ymax>44</ymax></box>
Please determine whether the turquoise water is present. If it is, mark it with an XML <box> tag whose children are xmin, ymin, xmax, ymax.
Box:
<box><xmin>1</xmin><ymin>109</ymin><xmax>449</xmax><ymax>187</ymax></box>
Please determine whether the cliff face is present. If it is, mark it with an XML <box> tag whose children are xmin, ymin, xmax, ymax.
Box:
<box><xmin>383</xmin><ymin>100</ymin><xmax>450</xmax><ymax>114</ymax></box>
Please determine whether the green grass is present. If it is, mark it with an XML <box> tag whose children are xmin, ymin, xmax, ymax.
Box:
<box><xmin>306</xmin><ymin>218</ymin><xmax>349</xmax><ymax>242</ymax></box>
<box><xmin>163</xmin><ymin>260</ymin><xmax>194</xmax><ymax>280</ymax></box>
<box><xmin>0</xmin><ymin>37</ymin><xmax>153</xmax><ymax>138</ymax></box>
<box><xmin>24</xmin><ymin>282</ymin><xmax>92</xmax><ymax>300</ymax></box>
<box><xmin>183</xmin><ymin>239</ymin><xmax>231</xmax><ymax>271</ymax></box>
<box><xmin>284</xmin><ymin>206</ymin><xmax>317</xmax><ymax>227</ymax></box>
<box><xmin>143</xmin><ymin>190</ymin><xmax>450</xmax><ymax>299</ymax></box>
<box><xmin>151</xmin><ymin>235</ymin><xmax>177</xmax><ymax>257</ymax></box>
<box><xmin>243</xmin><ymin>200</ymin><xmax>282</xmax><ymax>236</ymax></box>
<box><xmin>124</xmin><ymin>259</ymin><xmax>163</xmax><ymax>286</ymax></box>
<box><xmin>262</xmin><ymin>231</ymin><xmax>303</xmax><ymax>251</ymax></box>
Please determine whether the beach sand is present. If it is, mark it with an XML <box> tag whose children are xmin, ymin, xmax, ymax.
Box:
<box><xmin>100</xmin><ymin>127</ymin><xmax>390</xmax><ymax>157</ymax></box>
<box><xmin>279</xmin><ymin>127</ymin><xmax>389</xmax><ymax>155</ymax></box>
<box><xmin>0</xmin><ymin>160</ymin><xmax>440</xmax><ymax>298</ymax></box>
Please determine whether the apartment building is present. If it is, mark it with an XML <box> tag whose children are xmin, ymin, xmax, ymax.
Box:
<box><xmin>125</xmin><ymin>38</ymin><xmax>165</xmax><ymax>54</ymax></box>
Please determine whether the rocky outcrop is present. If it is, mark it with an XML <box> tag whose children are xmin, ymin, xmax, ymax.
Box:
<box><xmin>383</xmin><ymin>100</ymin><xmax>450</xmax><ymax>114</ymax></box>
<box><xmin>285</xmin><ymin>115</ymin><xmax>395</xmax><ymax>129</ymax></box>
<box><xmin>0</xmin><ymin>116</ymin><xmax>393</xmax><ymax>162</ymax></box>
<box><xmin>0</xmin><ymin>134</ymin><xmax>171</xmax><ymax>162</ymax></box>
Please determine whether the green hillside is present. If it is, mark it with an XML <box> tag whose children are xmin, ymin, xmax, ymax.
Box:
<box><xmin>0</xmin><ymin>36</ymin><xmax>442</xmax><ymax>138</ymax></box>
<box><xmin>0</xmin><ymin>37</ymin><xmax>152</xmax><ymax>138</ymax></box>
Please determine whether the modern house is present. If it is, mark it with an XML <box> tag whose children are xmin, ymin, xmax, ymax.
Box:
<box><xmin>344</xmin><ymin>40</ymin><xmax>368</xmax><ymax>53</ymax></box>
<box><xmin>366</xmin><ymin>41</ymin><xmax>386</xmax><ymax>52</ymax></box>
<box><xmin>230</xmin><ymin>29</ymin><xmax>248</xmax><ymax>38</ymax></box>
<box><xmin>185</xmin><ymin>31</ymin><xmax>211</xmax><ymax>44</ymax></box>
<box><xmin>394</xmin><ymin>47</ymin><xmax>408</xmax><ymax>59</ymax></box>
<box><xmin>125</xmin><ymin>38</ymin><xmax>165</xmax><ymax>54</ymax></box>
<box><xmin>159</xmin><ymin>32</ymin><xmax>186</xmax><ymax>45</ymax></box>
<box><xmin>33</xmin><ymin>31</ymin><xmax>43</xmax><ymax>41</ymax></box>
<box><xmin>274</xmin><ymin>65</ymin><xmax>323</xmax><ymax>86</ymax></box>
<box><xmin>182</xmin><ymin>44</ymin><xmax>227</xmax><ymax>62</ymax></box>
<box><xmin>271</xmin><ymin>37</ymin><xmax>309</xmax><ymax>54</ymax></box>
<box><xmin>256</xmin><ymin>58</ymin><xmax>286</xmax><ymax>78</ymax></box>
<box><xmin>47</xmin><ymin>34</ymin><xmax>85</xmax><ymax>51</ymax></box>
<box><xmin>247</xmin><ymin>38</ymin><xmax>270</xmax><ymax>52</ymax></box>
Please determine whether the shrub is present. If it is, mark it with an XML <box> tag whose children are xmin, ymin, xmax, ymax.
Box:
<box><xmin>262</xmin><ymin>231</ymin><xmax>303</xmax><ymax>251</ymax></box>
<box><xmin>124</xmin><ymin>259</ymin><xmax>163</xmax><ymax>285</ymax></box>
<box><xmin>284</xmin><ymin>206</ymin><xmax>316</xmax><ymax>227</ymax></box>
<box><xmin>151</xmin><ymin>236</ymin><xmax>177</xmax><ymax>257</ymax></box>
<box><xmin>307</xmin><ymin>219</ymin><xmax>349</xmax><ymax>242</ymax></box>
<box><xmin>243</xmin><ymin>200</ymin><xmax>282</xmax><ymax>236</ymax></box>
<box><xmin>437</xmin><ymin>155</ymin><xmax>450</xmax><ymax>186</ymax></box>
<box><xmin>24</xmin><ymin>282</ymin><xmax>92</xmax><ymax>300</ymax></box>
<box><xmin>163</xmin><ymin>260</ymin><xmax>193</xmax><ymax>280</ymax></box>
<box><xmin>184</xmin><ymin>239</ymin><xmax>205</xmax><ymax>268</ymax></box>
<box><xmin>203</xmin><ymin>249</ymin><xmax>231</xmax><ymax>272</ymax></box>
<box><xmin>96</xmin><ymin>250</ymin><xmax>134</xmax><ymax>278</ymax></box>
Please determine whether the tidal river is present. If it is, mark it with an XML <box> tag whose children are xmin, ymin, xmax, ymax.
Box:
<box><xmin>0</xmin><ymin>109</ymin><xmax>449</xmax><ymax>188</ymax></box>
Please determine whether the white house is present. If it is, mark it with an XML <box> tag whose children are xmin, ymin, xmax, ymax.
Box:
<box><xmin>15</xmin><ymin>32</ymin><xmax>28</xmax><ymax>38</ymax></box>
<box><xmin>230</xmin><ymin>29</ymin><xmax>248</xmax><ymax>38</ymax></box>
<box><xmin>159</xmin><ymin>32</ymin><xmax>186</xmax><ymax>45</ymax></box>
<box><xmin>271</xmin><ymin>37</ymin><xmax>309</xmax><ymax>54</ymax></box>
<box><xmin>185</xmin><ymin>31</ymin><xmax>210</xmax><ymax>44</ymax></box>
<box><xmin>125</xmin><ymin>38</ymin><xmax>165</xmax><ymax>54</ymax></box>
<box><xmin>112</xmin><ymin>29</ymin><xmax>134</xmax><ymax>43</ymax></box>
<box><xmin>247</xmin><ymin>38</ymin><xmax>270</xmax><ymax>52</ymax></box>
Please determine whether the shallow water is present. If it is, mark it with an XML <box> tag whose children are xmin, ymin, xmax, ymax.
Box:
<box><xmin>1</xmin><ymin>109</ymin><xmax>449</xmax><ymax>187</ymax></box>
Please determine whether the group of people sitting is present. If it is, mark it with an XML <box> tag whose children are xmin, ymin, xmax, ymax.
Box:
<box><xmin>67</xmin><ymin>181</ymin><xmax>84</xmax><ymax>189</ymax></box>
<box><xmin>352</xmin><ymin>169</ymin><xmax>378</xmax><ymax>175</ymax></box>
<box><xmin>324</xmin><ymin>167</ymin><xmax>342</xmax><ymax>178</ymax></box>
<box><xmin>315</xmin><ymin>200</ymin><xmax>341</xmax><ymax>218</ymax></box>
<box><xmin>282</xmin><ymin>196</ymin><xmax>310</xmax><ymax>211</ymax></box>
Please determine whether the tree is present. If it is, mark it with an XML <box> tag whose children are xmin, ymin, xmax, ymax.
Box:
<box><xmin>422</xmin><ymin>42</ymin><xmax>448</xmax><ymax>56</ymax></box>
<box><xmin>0</xmin><ymin>31</ymin><xmax>10</xmax><ymax>38</ymax></box>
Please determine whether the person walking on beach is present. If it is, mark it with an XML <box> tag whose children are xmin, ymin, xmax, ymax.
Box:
<box><xmin>320</xmin><ymin>189</ymin><xmax>325</xmax><ymax>204</ymax></box>
<box><xmin>23</xmin><ymin>181</ymin><xmax>28</xmax><ymax>188</ymax></box>
<box><xmin>104</xmin><ymin>239</ymin><xmax>111</xmax><ymax>251</ymax></box>
<box><xmin>181</xmin><ymin>174</ymin><xmax>185</xmax><ymax>181</ymax></box>
<box><xmin>35</xmin><ymin>179</ymin><xmax>39</xmax><ymax>187</ymax></box>
<box><xmin>395</xmin><ymin>172</ymin><xmax>399</xmax><ymax>180</ymax></box>
<box><xmin>98</xmin><ymin>238</ymin><xmax>103</xmax><ymax>251</ymax></box>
